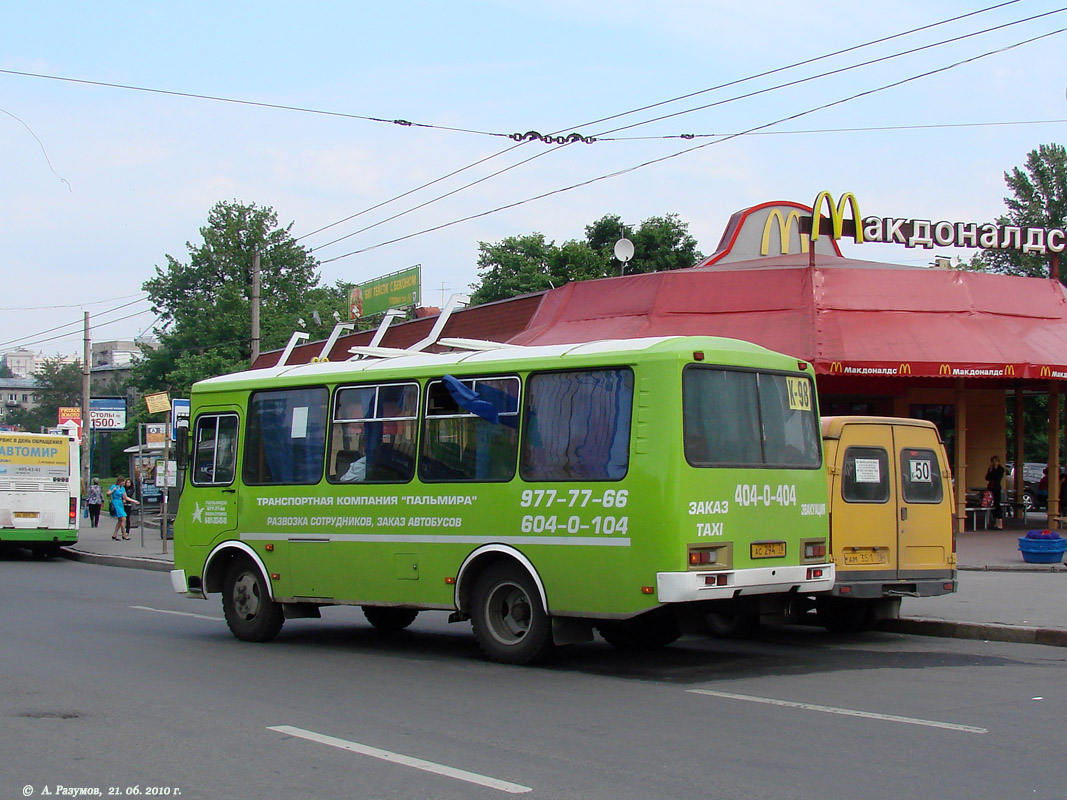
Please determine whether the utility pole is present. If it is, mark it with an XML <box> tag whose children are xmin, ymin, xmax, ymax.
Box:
<box><xmin>251</xmin><ymin>250</ymin><xmax>261</xmax><ymax>365</ymax></box>
<box><xmin>81</xmin><ymin>312</ymin><xmax>91</xmax><ymax>489</ymax></box>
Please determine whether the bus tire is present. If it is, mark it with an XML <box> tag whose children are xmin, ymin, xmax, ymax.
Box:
<box><xmin>596</xmin><ymin>609</ymin><xmax>681</xmax><ymax>650</ymax></box>
<box><xmin>222</xmin><ymin>559</ymin><xmax>284</xmax><ymax>643</ymax></box>
<box><xmin>706</xmin><ymin>610</ymin><xmax>760</xmax><ymax>639</ymax></box>
<box><xmin>362</xmin><ymin>607</ymin><xmax>419</xmax><ymax>633</ymax></box>
<box><xmin>471</xmin><ymin>563</ymin><xmax>554</xmax><ymax>665</ymax></box>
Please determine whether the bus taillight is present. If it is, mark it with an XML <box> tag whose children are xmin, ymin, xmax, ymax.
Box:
<box><xmin>69</xmin><ymin>497</ymin><xmax>77</xmax><ymax>523</ymax></box>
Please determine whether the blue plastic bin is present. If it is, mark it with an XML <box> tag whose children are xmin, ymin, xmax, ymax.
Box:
<box><xmin>1018</xmin><ymin>535</ymin><xmax>1067</xmax><ymax>564</ymax></box>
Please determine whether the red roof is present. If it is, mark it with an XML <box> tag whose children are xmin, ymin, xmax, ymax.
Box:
<box><xmin>509</xmin><ymin>253</ymin><xmax>1067</xmax><ymax>380</ymax></box>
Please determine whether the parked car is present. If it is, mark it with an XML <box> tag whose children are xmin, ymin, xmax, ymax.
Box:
<box><xmin>1006</xmin><ymin>462</ymin><xmax>1064</xmax><ymax>511</ymax></box>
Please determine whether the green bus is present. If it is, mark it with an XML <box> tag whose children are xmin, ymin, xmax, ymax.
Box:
<box><xmin>170</xmin><ymin>335</ymin><xmax>833</xmax><ymax>663</ymax></box>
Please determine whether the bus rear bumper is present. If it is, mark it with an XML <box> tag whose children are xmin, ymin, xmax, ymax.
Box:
<box><xmin>657</xmin><ymin>563</ymin><xmax>835</xmax><ymax>603</ymax></box>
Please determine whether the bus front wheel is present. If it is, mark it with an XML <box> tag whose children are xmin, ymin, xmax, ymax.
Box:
<box><xmin>222</xmin><ymin>560</ymin><xmax>284</xmax><ymax>642</ymax></box>
<box><xmin>471</xmin><ymin>563</ymin><xmax>554</xmax><ymax>664</ymax></box>
<box><xmin>362</xmin><ymin>607</ymin><xmax>419</xmax><ymax>632</ymax></box>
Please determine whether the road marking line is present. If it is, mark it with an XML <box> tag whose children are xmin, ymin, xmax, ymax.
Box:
<box><xmin>268</xmin><ymin>725</ymin><xmax>532</xmax><ymax>794</ymax></box>
<box><xmin>130</xmin><ymin>605</ymin><xmax>222</xmax><ymax>622</ymax></box>
<box><xmin>688</xmin><ymin>689</ymin><xmax>988</xmax><ymax>734</ymax></box>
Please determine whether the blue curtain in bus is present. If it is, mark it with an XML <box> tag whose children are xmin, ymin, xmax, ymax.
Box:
<box><xmin>252</xmin><ymin>388</ymin><xmax>327</xmax><ymax>483</ymax></box>
<box><xmin>442</xmin><ymin>375</ymin><xmax>519</xmax><ymax>430</ymax></box>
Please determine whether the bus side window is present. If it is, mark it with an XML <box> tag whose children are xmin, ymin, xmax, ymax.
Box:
<box><xmin>520</xmin><ymin>369</ymin><xmax>633</xmax><ymax>481</ymax></box>
<box><xmin>242</xmin><ymin>387</ymin><xmax>328</xmax><ymax>485</ymax></box>
<box><xmin>419</xmin><ymin>375</ymin><xmax>519</xmax><ymax>483</ymax></box>
<box><xmin>191</xmin><ymin>414</ymin><xmax>239</xmax><ymax>486</ymax></box>
<box><xmin>841</xmin><ymin>446</ymin><xmax>890</xmax><ymax>503</ymax></box>
<box><xmin>328</xmin><ymin>383</ymin><xmax>418</xmax><ymax>484</ymax></box>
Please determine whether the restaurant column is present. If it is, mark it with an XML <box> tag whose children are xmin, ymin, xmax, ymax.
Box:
<box><xmin>955</xmin><ymin>379</ymin><xmax>967</xmax><ymax>531</ymax></box>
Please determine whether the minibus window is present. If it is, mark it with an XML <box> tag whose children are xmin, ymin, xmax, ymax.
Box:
<box><xmin>328</xmin><ymin>383</ymin><xmax>418</xmax><ymax>483</ymax></box>
<box><xmin>243</xmin><ymin>387</ymin><xmax>328</xmax><ymax>485</ymax></box>
<box><xmin>841</xmin><ymin>446</ymin><xmax>890</xmax><ymax>503</ymax></box>
<box><xmin>419</xmin><ymin>376</ymin><xmax>519</xmax><ymax>482</ymax></box>
<box><xmin>900</xmin><ymin>448</ymin><xmax>944</xmax><ymax>503</ymax></box>
<box><xmin>520</xmin><ymin>369</ymin><xmax>633</xmax><ymax>481</ymax></box>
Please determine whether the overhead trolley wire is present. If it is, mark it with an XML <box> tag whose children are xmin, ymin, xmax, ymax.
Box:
<box><xmin>307</xmin><ymin>5</ymin><xmax>1062</xmax><ymax>254</ymax></box>
<box><xmin>0</xmin><ymin>295</ymin><xmax>152</xmax><ymax>351</ymax></box>
<box><xmin>318</xmin><ymin>26</ymin><xmax>1067</xmax><ymax>264</ymax></box>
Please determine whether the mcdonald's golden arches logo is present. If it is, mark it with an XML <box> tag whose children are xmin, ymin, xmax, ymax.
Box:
<box><xmin>810</xmin><ymin>191</ymin><xmax>864</xmax><ymax>244</ymax></box>
<box><xmin>1004</xmin><ymin>364</ymin><xmax>1015</xmax><ymax>376</ymax></box>
<box><xmin>761</xmin><ymin>209</ymin><xmax>810</xmax><ymax>256</ymax></box>
<box><xmin>1041</xmin><ymin>365</ymin><xmax>1053</xmax><ymax>377</ymax></box>
<box><xmin>829</xmin><ymin>361</ymin><xmax>843</xmax><ymax>373</ymax></box>
<box><xmin>939</xmin><ymin>364</ymin><xmax>953</xmax><ymax>375</ymax></box>
<box><xmin>898</xmin><ymin>363</ymin><xmax>912</xmax><ymax>375</ymax></box>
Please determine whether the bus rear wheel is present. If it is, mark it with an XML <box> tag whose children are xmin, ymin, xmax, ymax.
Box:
<box><xmin>362</xmin><ymin>607</ymin><xmax>419</xmax><ymax>632</ymax></box>
<box><xmin>706</xmin><ymin>610</ymin><xmax>760</xmax><ymax>639</ymax></box>
<box><xmin>471</xmin><ymin>563</ymin><xmax>554</xmax><ymax>665</ymax></box>
<box><xmin>222</xmin><ymin>560</ymin><xmax>284</xmax><ymax>642</ymax></box>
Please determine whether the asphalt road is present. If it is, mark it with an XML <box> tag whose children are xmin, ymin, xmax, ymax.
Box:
<box><xmin>3</xmin><ymin>550</ymin><xmax>1066</xmax><ymax>800</ymax></box>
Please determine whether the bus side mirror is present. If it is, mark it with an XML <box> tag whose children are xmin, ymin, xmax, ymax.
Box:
<box><xmin>176</xmin><ymin>424</ymin><xmax>189</xmax><ymax>470</ymax></box>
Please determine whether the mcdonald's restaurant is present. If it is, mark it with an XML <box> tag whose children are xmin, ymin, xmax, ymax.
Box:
<box><xmin>259</xmin><ymin>193</ymin><xmax>1067</xmax><ymax>532</ymax></box>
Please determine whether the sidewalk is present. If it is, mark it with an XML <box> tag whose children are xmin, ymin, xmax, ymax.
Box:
<box><xmin>61</xmin><ymin>509</ymin><xmax>1067</xmax><ymax>645</ymax></box>
<box><xmin>65</xmin><ymin>509</ymin><xmax>174</xmax><ymax>572</ymax></box>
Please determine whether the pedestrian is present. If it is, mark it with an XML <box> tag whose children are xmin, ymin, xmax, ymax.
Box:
<box><xmin>107</xmin><ymin>475</ymin><xmax>139</xmax><ymax>540</ymax></box>
<box><xmin>124</xmin><ymin>478</ymin><xmax>136</xmax><ymax>536</ymax></box>
<box><xmin>85</xmin><ymin>477</ymin><xmax>104</xmax><ymax>528</ymax></box>
<box><xmin>986</xmin><ymin>455</ymin><xmax>1006</xmax><ymax>529</ymax></box>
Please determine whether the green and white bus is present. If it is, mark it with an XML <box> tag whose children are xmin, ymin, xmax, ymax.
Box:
<box><xmin>0</xmin><ymin>431</ymin><xmax>81</xmax><ymax>558</ymax></box>
<box><xmin>170</xmin><ymin>335</ymin><xmax>833</xmax><ymax>663</ymax></box>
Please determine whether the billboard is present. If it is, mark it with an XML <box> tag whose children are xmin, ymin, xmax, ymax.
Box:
<box><xmin>90</xmin><ymin>397</ymin><xmax>127</xmax><ymax>430</ymax></box>
<box><xmin>355</xmin><ymin>265</ymin><xmax>421</xmax><ymax>318</ymax></box>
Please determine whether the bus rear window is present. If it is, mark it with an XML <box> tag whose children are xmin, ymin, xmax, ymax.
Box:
<box><xmin>243</xmin><ymin>387</ymin><xmax>328</xmax><ymax>485</ymax></box>
<box><xmin>683</xmin><ymin>367</ymin><xmax>820</xmax><ymax>468</ymax></box>
<box><xmin>521</xmin><ymin>369</ymin><xmax>633</xmax><ymax>481</ymax></box>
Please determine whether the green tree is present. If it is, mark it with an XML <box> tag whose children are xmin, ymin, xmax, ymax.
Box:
<box><xmin>135</xmin><ymin>201</ymin><xmax>347</xmax><ymax>397</ymax></box>
<box><xmin>972</xmin><ymin>143</ymin><xmax>1067</xmax><ymax>279</ymax></box>
<box><xmin>8</xmin><ymin>357</ymin><xmax>82</xmax><ymax>433</ymax></box>
<box><xmin>0</xmin><ymin>362</ymin><xmax>14</xmax><ymax>378</ymax></box>
<box><xmin>470</xmin><ymin>213</ymin><xmax>703</xmax><ymax>304</ymax></box>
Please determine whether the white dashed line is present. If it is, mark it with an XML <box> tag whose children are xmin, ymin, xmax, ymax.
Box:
<box><xmin>688</xmin><ymin>689</ymin><xmax>988</xmax><ymax>734</ymax></box>
<box><xmin>268</xmin><ymin>725</ymin><xmax>532</xmax><ymax>794</ymax></box>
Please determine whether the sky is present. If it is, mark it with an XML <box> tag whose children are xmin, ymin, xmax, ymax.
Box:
<box><xmin>2</xmin><ymin>0</ymin><xmax>1065</xmax><ymax>359</ymax></box>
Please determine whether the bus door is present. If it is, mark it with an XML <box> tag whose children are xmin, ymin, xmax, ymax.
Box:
<box><xmin>832</xmin><ymin>423</ymin><xmax>898</xmax><ymax>576</ymax></box>
<box><xmin>894</xmin><ymin>427</ymin><xmax>950</xmax><ymax>575</ymax></box>
<box><xmin>188</xmin><ymin>410</ymin><xmax>241</xmax><ymax>541</ymax></box>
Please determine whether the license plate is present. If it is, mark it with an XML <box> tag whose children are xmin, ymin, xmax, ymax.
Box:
<box><xmin>751</xmin><ymin>541</ymin><xmax>786</xmax><ymax>558</ymax></box>
<box><xmin>14</xmin><ymin>511</ymin><xmax>38</xmax><ymax>519</ymax></box>
<box><xmin>842</xmin><ymin>549</ymin><xmax>889</xmax><ymax>566</ymax></box>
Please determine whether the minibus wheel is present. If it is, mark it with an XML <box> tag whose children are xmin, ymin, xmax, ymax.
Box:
<box><xmin>363</xmin><ymin>607</ymin><xmax>419</xmax><ymax>632</ymax></box>
<box><xmin>222</xmin><ymin>559</ymin><xmax>284</xmax><ymax>642</ymax></box>
<box><xmin>471</xmin><ymin>563</ymin><xmax>553</xmax><ymax>664</ymax></box>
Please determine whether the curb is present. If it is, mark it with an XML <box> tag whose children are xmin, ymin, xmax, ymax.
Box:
<box><xmin>61</xmin><ymin>548</ymin><xmax>172</xmax><ymax>573</ymax></box>
<box><xmin>958</xmin><ymin>564</ymin><xmax>1067</xmax><ymax>573</ymax></box>
<box><xmin>880</xmin><ymin>617</ymin><xmax>1067</xmax><ymax>648</ymax></box>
